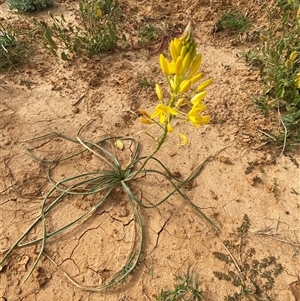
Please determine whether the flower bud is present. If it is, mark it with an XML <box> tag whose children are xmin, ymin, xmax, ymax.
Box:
<box><xmin>190</xmin><ymin>91</ymin><xmax>206</xmax><ymax>105</ymax></box>
<box><xmin>155</xmin><ymin>84</ymin><xmax>164</xmax><ymax>101</ymax></box>
<box><xmin>159</xmin><ymin>54</ymin><xmax>169</xmax><ymax>74</ymax></box>
<box><xmin>179</xmin><ymin>79</ymin><xmax>191</xmax><ymax>93</ymax></box>
<box><xmin>196</xmin><ymin>78</ymin><xmax>213</xmax><ymax>92</ymax></box>
<box><xmin>188</xmin><ymin>54</ymin><xmax>202</xmax><ymax>78</ymax></box>
<box><xmin>175</xmin><ymin>98</ymin><xmax>186</xmax><ymax>108</ymax></box>
<box><xmin>190</xmin><ymin>72</ymin><xmax>203</xmax><ymax>85</ymax></box>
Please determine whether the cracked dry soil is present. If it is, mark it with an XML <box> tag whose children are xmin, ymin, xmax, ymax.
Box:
<box><xmin>0</xmin><ymin>0</ymin><xmax>300</xmax><ymax>300</ymax></box>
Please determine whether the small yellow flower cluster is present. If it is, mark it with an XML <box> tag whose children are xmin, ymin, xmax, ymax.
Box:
<box><xmin>285</xmin><ymin>51</ymin><xmax>298</xmax><ymax>69</ymax></box>
<box><xmin>140</xmin><ymin>23</ymin><xmax>212</xmax><ymax>145</ymax></box>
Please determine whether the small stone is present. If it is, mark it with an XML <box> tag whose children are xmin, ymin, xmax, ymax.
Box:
<box><xmin>72</xmin><ymin>107</ymin><xmax>79</xmax><ymax>114</ymax></box>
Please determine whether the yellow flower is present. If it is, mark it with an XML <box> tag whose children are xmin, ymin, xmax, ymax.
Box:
<box><xmin>95</xmin><ymin>8</ymin><xmax>102</xmax><ymax>18</ymax></box>
<box><xmin>150</xmin><ymin>104</ymin><xmax>178</xmax><ymax>124</ymax></box>
<box><xmin>155</xmin><ymin>84</ymin><xmax>164</xmax><ymax>101</ymax></box>
<box><xmin>285</xmin><ymin>51</ymin><xmax>298</xmax><ymax>69</ymax></box>
<box><xmin>188</xmin><ymin>103</ymin><xmax>210</xmax><ymax>128</ymax></box>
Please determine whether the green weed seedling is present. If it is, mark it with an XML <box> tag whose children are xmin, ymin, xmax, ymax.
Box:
<box><xmin>216</xmin><ymin>8</ymin><xmax>251</xmax><ymax>35</ymax></box>
<box><xmin>155</xmin><ymin>269</ymin><xmax>204</xmax><ymax>301</ymax></box>
<box><xmin>138</xmin><ymin>24</ymin><xmax>158</xmax><ymax>45</ymax></box>
<box><xmin>213</xmin><ymin>215</ymin><xmax>283</xmax><ymax>301</ymax></box>
<box><xmin>138</xmin><ymin>76</ymin><xmax>154</xmax><ymax>88</ymax></box>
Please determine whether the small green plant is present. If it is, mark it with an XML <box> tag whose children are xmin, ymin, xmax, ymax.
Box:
<box><xmin>242</xmin><ymin>2</ymin><xmax>300</xmax><ymax>144</ymax></box>
<box><xmin>8</xmin><ymin>0</ymin><xmax>53</xmax><ymax>12</ymax></box>
<box><xmin>216</xmin><ymin>8</ymin><xmax>251</xmax><ymax>35</ymax></box>
<box><xmin>155</xmin><ymin>269</ymin><xmax>204</xmax><ymax>301</ymax></box>
<box><xmin>213</xmin><ymin>215</ymin><xmax>283</xmax><ymax>300</ymax></box>
<box><xmin>138</xmin><ymin>76</ymin><xmax>154</xmax><ymax>88</ymax></box>
<box><xmin>0</xmin><ymin>21</ymin><xmax>29</xmax><ymax>70</ymax></box>
<box><xmin>35</xmin><ymin>0</ymin><xmax>119</xmax><ymax>59</ymax></box>
<box><xmin>1</xmin><ymin>23</ymin><xmax>219</xmax><ymax>291</ymax></box>
<box><xmin>138</xmin><ymin>24</ymin><xmax>158</xmax><ymax>45</ymax></box>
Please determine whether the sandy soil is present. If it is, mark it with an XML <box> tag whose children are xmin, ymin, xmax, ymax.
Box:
<box><xmin>0</xmin><ymin>0</ymin><xmax>300</xmax><ymax>300</ymax></box>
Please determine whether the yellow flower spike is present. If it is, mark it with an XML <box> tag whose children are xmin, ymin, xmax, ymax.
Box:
<box><xmin>155</xmin><ymin>84</ymin><xmax>164</xmax><ymax>101</ymax></box>
<box><xmin>188</xmin><ymin>54</ymin><xmax>202</xmax><ymax>78</ymax></box>
<box><xmin>159</xmin><ymin>54</ymin><xmax>170</xmax><ymax>74</ymax></box>
<box><xmin>190</xmin><ymin>91</ymin><xmax>207</xmax><ymax>105</ymax></box>
<box><xmin>178</xmin><ymin>133</ymin><xmax>188</xmax><ymax>145</ymax></box>
<box><xmin>190</xmin><ymin>72</ymin><xmax>204</xmax><ymax>85</ymax></box>
<box><xmin>150</xmin><ymin>104</ymin><xmax>178</xmax><ymax>124</ymax></box>
<box><xmin>175</xmin><ymin>98</ymin><xmax>186</xmax><ymax>108</ymax></box>
<box><xmin>179</xmin><ymin>79</ymin><xmax>192</xmax><ymax>94</ymax></box>
<box><xmin>196</xmin><ymin>78</ymin><xmax>213</xmax><ymax>92</ymax></box>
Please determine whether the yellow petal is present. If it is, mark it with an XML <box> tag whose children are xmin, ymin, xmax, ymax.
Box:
<box><xmin>140</xmin><ymin>117</ymin><xmax>153</xmax><ymax>124</ymax></box>
<box><xmin>179</xmin><ymin>133</ymin><xmax>188</xmax><ymax>145</ymax></box>
<box><xmin>139</xmin><ymin>109</ymin><xmax>150</xmax><ymax>118</ymax></box>
<box><xmin>114</xmin><ymin>140</ymin><xmax>124</xmax><ymax>150</ymax></box>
